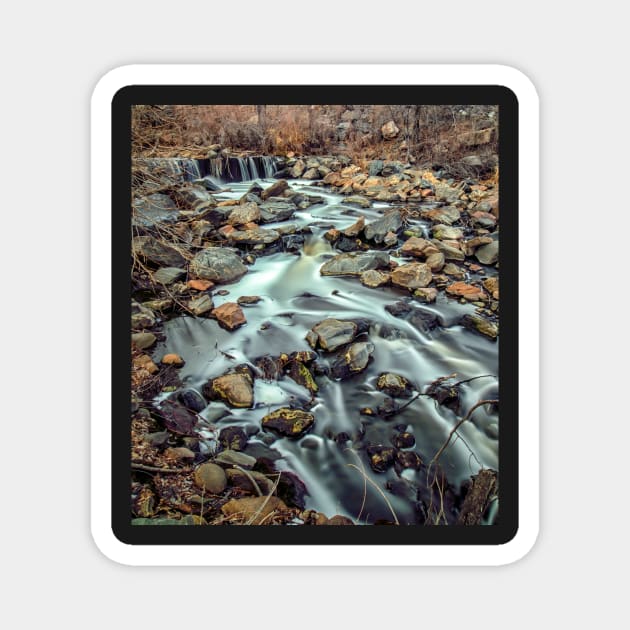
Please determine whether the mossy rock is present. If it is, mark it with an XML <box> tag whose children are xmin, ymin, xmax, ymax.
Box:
<box><xmin>262</xmin><ymin>408</ymin><xmax>315</xmax><ymax>438</ymax></box>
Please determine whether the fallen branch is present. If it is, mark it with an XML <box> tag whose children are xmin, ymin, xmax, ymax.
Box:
<box><xmin>131</xmin><ymin>461</ymin><xmax>192</xmax><ymax>474</ymax></box>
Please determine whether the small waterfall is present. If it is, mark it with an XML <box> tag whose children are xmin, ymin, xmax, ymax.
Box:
<box><xmin>237</xmin><ymin>158</ymin><xmax>251</xmax><ymax>182</ymax></box>
<box><xmin>248</xmin><ymin>157</ymin><xmax>260</xmax><ymax>180</ymax></box>
<box><xmin>177</xmin><ymin>158</ymin><xmax>201</xmax><ymax>182</ymax></box>
<box><xmin>262</xmin><ymin>156</ymin><xmax>276</xmax><ymax>178</ymax></box>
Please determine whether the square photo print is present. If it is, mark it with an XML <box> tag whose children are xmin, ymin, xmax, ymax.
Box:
<box><xmin>101</xmin><ymin>78</ymin><xmax>526</xmax><ymax>553</ymax></box>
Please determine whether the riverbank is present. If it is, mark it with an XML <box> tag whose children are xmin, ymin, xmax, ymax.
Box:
<box><xmin>130</xmin><ymin>153</ymin><xmax>500</xmax><ymax>526</ymax></box>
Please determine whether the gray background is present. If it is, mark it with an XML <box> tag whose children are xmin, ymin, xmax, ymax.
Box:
<box><xmin>2</xmin><ymin>1</ymin><xmax>624</xmax><ymax>626</ymax></box>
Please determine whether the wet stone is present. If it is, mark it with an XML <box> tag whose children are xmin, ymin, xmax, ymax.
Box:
<box><xmin>237</xmin><ymin>295</ymin><xmax>262</xmax><ymax>305</ymax></box>
<box><xmin>460</xmin><ymin>313</ymin><xmax>499</xmax><ymax>339</ymax></box>
<box><xmin>219</xmin><ymin>426</ymin><xmax>248</xmax><ymax>451</ymax></box>
<box><xmin>391</xmin><ymin>262</ymin><xmax>432</xmax><ymax>289</ymax></box>
<box><xmin>310</xmin><ymin>318</ymin><xmax>357</xmax><ymax>351</ymax></box>
<box><xmin>205</xmin><ymin>372</ymin><xmax>254</xmax><ymax>408</ymax></box>
<box><xmin>392</xmin><ymin>432</ymin><xmax>416</xmax><ymax>449</ymax></box>
<box><xmin>188</xmin><ymin>294</ymin><xmax>214</xmax><ymax>316</ymax></box>
<box><xmin>330</xmin><ymin>341</ymin><xmax>375</xmax><ymax>379</ymax></box>
<box><xmin>395</xmin><ymin>450</ymin><xmax>423</xmax><ymax>470</ymax></box>
<box><xmin>177</xmin><ymin>388</ymin><xmax>207</xmax><ymax>413</ymax></box>
<box><xmin>158</xmin><ymin>400</ymin><xmax>198</xmax><ymax>436</ymax></box>
<box><xmin>214</xmin><ymin>449</ymin><xmax>257</xmax><ymax>469</ymax></box>
<box><xmin>212</xmin><ymin>302</ymin><xmax>247</xmax><ymax>330</ymax></box>
<box><xmin>320</xmin><ymin>251</ymin><xmax>390</xmax><ymax>276</ymax></box>
<box><xmin>377</xmin><ymin>373</ymin><xmax>412</xmax><ymax>397</ymax></box>
<box><xmin>161</xmin><ymin>353</ymin><xmax>185</xmax><ymax>367</ymax></box>
<box><xmin>367</xmin><ymin>445</ymin><xmax>396</xmax><ymax>472</ymax></box>
<box><xmin>262</xmin><ymin>408</ymin><xmax>315</xmax><ymax>438</ymax></box>
<box><xmin>189</xmin><ymin>247</ymin><xmax>247</xmax><ymax>284</ymax></box>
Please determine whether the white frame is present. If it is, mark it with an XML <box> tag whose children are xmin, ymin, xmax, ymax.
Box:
<box><xmin>91</xmin><ymin>64</ymin><xmax>539</xmax><ymax>566</ymax></box>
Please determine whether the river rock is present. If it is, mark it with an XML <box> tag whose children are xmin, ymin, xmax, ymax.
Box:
<box><xmin>158</xmin><ymin>400</ymin><xmax>197</xmax><ymax>436</ymax></box>
<box><xmin>421</xmin><ymin>206</ymin><xmax>461</xmax><ymax>225</ymax></box>
<box><xmin>391</xmin><ymin>262</ymin><xmax>432</xmax><ymax>289</ymax></box>
<box><xmin>164</xmin><ymin>447</ymin><xmax>196</xmax><ymax>462</ymax></box>
<box><xmin>460</xmin><ymin>314</ymin><xmax>498</xmax><ymax>339</ymax></box>
<box><xmin>285</xmin><ymin>361</ymin><xmax>319</xmax><ymax>394</ymax></box>
<box><xmin>152</xmin><ymin>267</ymin><xmax>186</xmax><ymax>285</ymax></box>
<box><xmin>381</xmin><ymin>120</ymin><xmax>400</xmax><ymax>140</ymax></box>
<box><xmin>225</xmin><ymin>227</ymin><xmax>280</xmax><ymax>245</ymax></box>
<box><xmin>262</xmin><ymin>408</ymin><xmax>315</xmax><ymax>437</ymax></box>
<box><xmin>413</xmin><ymin>287</ymin><xmax>438</xmax><ymax>303</ymax></box>
<box><xmin>228</xmin><ymin>202</ymin><xmax>261</xmax><ymax>226</ymax></box>
<box><xmin>483</xmin><ymin>277</ymin><xmax>499</xmax><ymax>299</ymax></box>
<box><xmin>212</xmin><ymin>302</ymin><xmax>246</xmax><ymax>330</ymax></box>
<box><xmin>310</xmin><ymin>318</ymin><xmax>358</xmax><ymax>351</ymax></box>
<box><xmin>363</xmin><ymin>210</ymin><xmax>402</xmax><ymax>243</ymax></box>
<box><xmin>475</xmin><ymin>240</ymin><xmax>499</xmax><ymax>265</ymax></box>
<box><xmin>342</xmin><ymin>216</ymin><xmax>365</xmax><ymax>237</ymax></box>
<box><xmin>194</xmin><ymin>463</ymin><xmax>227</xmax><ymax>494</ymax></box>
<box><xmin>302</xmin><ymin>167</ymin><xmax>320</xmax><ymax>180</ymax></box>
<box><xmin>446</xmin><ymin>281</ymin><xmax>486</xmax><ymax>301</ymax></box>
<box><xmin>400</xmin><ymin>237</ymin><xmax>445</xmax><ymax>271</ymax></box>
<box><xmin>131</xmin><ymin>332</ymin><xmax>156</xmax><ymax>349</ymax></box>
<box><xmin>368</xmin><ymin>160</ymin><xmax>384</xmax><ymax>176</ymax></box>
<box><xmin>214</xmin><ymin>449</ymin><xmax>257</xmax><ymax>469</ymax></box>
<box><xmin>431</xmin><ymin>239</ymin><xmax>465</xmax><ymax>261</ymax></box>
<box><xmin>132</xmin><ymin>193</ymin><xmax>179</xmax><ymax>229</ymax></box>
<box><xmin>290</xmin><ymin>160</ymin><xmax>306</xmax><ymax>178</ymax></box>
<box><xmin>443</xmin><ymin>263</ymin><xmax>466</xmax><ymax>279</ymax></box>
<box><xmin>237</xmin><ymin>295</ymin><xmax>262</xmax><ymax>305</ymax></box>
<box><xmin>345</xmin><ymin>195</ymin><xmax>372</xmax><ymax>208</ymax></box>
<box><xmin>259</xmin><ymin>199</ymin><xmax>296</xmax><ymax>223</ymax></box>
<box><xmin>190</xmin><ymin>247</ymin><xmax>247</xmax><ymax>283</ymax></box>
<box><xmin>131</xmin><ymin>302</ymin><xmax>156</xmax><ymax>329</ymax></box>
<box><xmin>225</xmin><ymin>468</ymin><xmax>274</xmax><ymax>495</ymax></box>
<box><xmin>377</xmin><ymin>373</ymin><xmax>412</xmax><ymax>397</ymax></box>
<box><xmin>188</xmin><ymin>294</ymin><xmax>214</xmax><ymax>316</ymax></box>
<box><xmin>133</xmin><ymin>236</ymin><xmax>187</xmax><ymax>268</ymax></box>
<box><xmin>261</xmin><ymin>179</ymin><xmax>289</xmax><ymax>200</ymax></box>
<box><xmin>367</xmin><ymin>445</ymin><xmax>396</xmax><ymax>472</ymax></box>
<box><xmin>434</xmin><ymin>182</ymin><xmax>461</xmax><ymax>203</ymax></box>
<box><xmin>432</xmin><ymin>224</ymin><xmax>464</xmax><ymax>240</ymax></box>
<box><xmin>462</xmin><ymin>236</ymin><xmax>493</xmax><ymax>256</ymax></box>
<box><xmin>205</xmin><ymin>372</ymin><xmax>254</xmax><ymax>408</ymax></box>
<box><xmin>221</xmin><ymin>496</ymin><xmax>288</xmax><ymax>525</ymax></box>
<box><xmin>161</xmin><ymin>353</ymin><xmax>185</xmax><ymax>366</ymax></box>
<box><xmin>360</xmin><ymin>269</ymin><xmax>390</xmax><ymax>288</ymax></box>
<box><xmin>177</xmin><ymin>388</ymin><xmax>207</xmax><ymax>413</ymax></box>
<box><xmin>470</xmin><ymin>210</ymin><xmax>497</xmax><ymax>229</ymax></box>
<box><xmin>395</xmin><ymin>450</ymin><xmax>423</xmax><ymax>470</ymax></box>
<box><xmin>320</xmin><ymin>251</ymin><xmax>390</xmax><ymax>276</ymax></box>
<box><xmin>330</xmin><ymin>341</ymin><xmax>375</xmax><ymax>379</ymax></box>
<box><xmin>219</xmin><ymin>426</ymin><xmax>248</xmax><ymax>451</ymax></box>
<box><xmin>187</xmin><ymin>278</ymin><xmax>214</xmax><ymax>291</ymax></box>
<box><xmin>392</xmin><ymin>432</ymin><xmax>415</xmax><ymax>449</ymax></box>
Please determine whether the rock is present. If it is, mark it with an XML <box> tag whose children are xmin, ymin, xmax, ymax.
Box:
<box><xmin>367</xmin><ymin>445</ymin><xmax>396</xmax><ymax>472</ymax></box>
<box><xmin>462</xmin><ymin>236</ymin><xmax>493</xmax><ymax>256</ymax></box>
<box><xmin>381</xmin><ymin>161</ymin><xmax>404</xmax><ymax>177</ymax></box>
<box><xmin>221</xmin><ymin>496</ymin><xmax>288</xmax><ymax>525</ymax></box>
<box><xmin>161</xmin><ymin>353</ymin><xmax>185</xmax><ymax>366</ymax></box>
<box><xmin>187</xmin><ymin>278</ymin><xmax>214</xmax><ymax>291</ymax></box>
<box><xmin>320</xmin><ymin>251</ymin><xmax>390</xmax><ymax>276</ymax></box>
<box><xmin>434</xmin><ymin>182</ymin><xmax>461</xmax><ymax>203</ymax></box>
<box><xmin>228</xmin><ymin>202</ymin><xmax>260</xmax><ymax>226</ymax></box>
<box><xmin>190</xmin><ymin>247</ymin><xmax>247</xmax><ymax>284</ymax></box>
<box><xmin>225</xmin><ymin>227</ymin><xmax>280</xmax><ymax>245</ymax></box>
<box><xmin>194</xmin><ymin>463</ymin><xmax>227</xmax><ymax>494</ymax></box>
<box><xmin>237</xmin><ymin>295</ymin><xmax>262</xmax><ymax>305</ymax></box>
<box><xmin>152</xmin><ymin>267</ymin><xmax>186</xmax><ymax>285</ymax></box>
<box><xmin>177</xmin><ymin>388</ymin><xmax>207</xmax><ymax>412</ymax></box>
<box><xmin>212</xmin><ymin>302</ymin><xmax>247</xmax><ymax>330</ymax></box>
<box><xmin>475</xmin><ymin>241</ymin><xmax>499</xmax><ymax>265</ymax></box>
<box><xmin>443</xmin><ymin>263</ymin><xmax>466</xmax><ymax>279</ymax></box>
<box><xmin>345</xmin><ymin>195</ymin><xmax>372</xmax><ymax>208</ymax></box>
<box><xmin>385</xmin><ymin>301</ymin><xmax>411</xmax><ymax>317</ymax></box>
<box><xmin>360</xmin><ymin>269</ymin><xmax>390</xmax><ymax>288</ymax></box>
<box><xmin>164</xmin><ymin>447</ymin><xmax>196</xmax><ymax>462</ymax></box>
<box><xmin>400</xmin><ymin>237</ymin><xmax>445</xmax><ymax>271</ymax></box>
<box><xmin>391</xmin><ymin>262</ymin><xmax>432</xmax><ymax>289</ymax></box>
<box><xmin>133</xmin><ymin>353</ymin><xmax>159</xmax><ymax>375</ymax></box>
<box><xmin>363</xmin><ymin>210</ymin><xmax>402</xmax><ymax>244</ymax></box>
<box><xmin>302</xmin><ymin>167</ymin><xmax>320</xmax><ymax>180</ymax></box>
<box><xmin>262</xmin><ymin>408</ymin><xmax>315</xmax><ymax>437</ymax></box>
<box><xmin>131</xmin><ymin>302</ymin><xmax>156</xmax><ymax>329</ymax></box>
<box><xmin>259</xmin><ymin>199</ymin><xmax>296</xmax><ymax>223</ymax></box>
<box><xmin>172</xmin><ymin>186</ymin><xmax>216</xmax><ymax>211</ymax></box>
<box><xmin>219</xmin><ymin>426</ymin><xmax>248</xmax><ymax>451</ymax></box>
<box><xmin>392</xmin><ymin>432</ymin><xmax>415</xmax><ymax>449</ymax></box>
<box><xmin>310</xmin><ymin>318</ymin><xmax>358</xmax><ymax>351</ymax></box>
<box><xmin>131</xmin><ymin>332</ymin><xmax>156</xmax><ymax>349</ymax></box>
<box><xmin>413</xmin><ymin>287</ymin><xmax>438</xmax><ymax>303</ymax></box>
<box><xmin>158</xmin><ymin>400</ymin><xmax>197</xmax><ymax>436</ymax></box>
<box><xmin>342</xmin><ymin>216</ymin><xmax>365</xmax><ymax>237</ymax></box>
<box><xmin>331</xmin><ymin>341</ymin><xmax>375</xmax><ymax>379</ymax></box>
<box><xmin>188</xmin><ymin>294</ymin><xmax>214</xmax><ymax>316</ymax></box>
<box><xmin>432</xmin><ymin>224</ymin><xmax>464</xmax><ymax>240</ymax></box>
<box><xmin>133</xmin><ymin>236</ymin><xmax>187</xmax><ymax>268</ymax></box>
<box><xmin>377</xmin><ymin>373</ymin><xmax>412</xmax><ymax>397</ymax></box>
<box><xmin>142</xmin><ymin>298</ymin><xmax>173</xmax><ymax>312</ymax></box>
<box><xmin>431</xmin><ymin>239</ymin><xmax>466</xmax><ymax>261</ymax></box>
<box><xmin>214</xmin><ymin>449</ymin><xmax>257</xmax><ymax>469</ymax></box>
<box><xmin>290</xmin><ymin>159</ymin><xmax>306</xmax><ymax>178</ymax></box>
<box><xmin>421</xmin><ymin>206</ymin><xmax>461</xmax><ymax>225</ymax></box>
<box><xmin>261</xmin><ymin>179</ymin><xmax>289</xmax><ymax>200</ymax></box>
<box><xmin>132</xmin><ymin>193</ymin><xmax>179</xmax><ymax>229</ymax></box>
<box><xmin>381</xmin><ymin>120</ymin><xmax>400</xmax><ymax>140</ymax></box>
<box><xmin>205</xmin><ymin>372</ymin><xmax>254</xmax><ymax>408</ymax></box>
<box><xmin>470</xmin><ymin>211</ymin><xmax>497</xmax><ymax>229</ymax></box>
<box><xmin>325</xmin><ymin>515</ymin><xmax>354</xmax><ymax>525</ymax></box>
<box><xmin>285</xmin><ymin>361</ymin><xmax>319</xmax><ymax>394</ymax></box>
<box><xmin>383</xmin><ymin>231</ymin><xmax>398</xmax><ymax>247</ymax></box>
<box><xmin>446</xmin><ymin>282</ymin><xmax>486</xmax><ymax>301</ymax></box>
<box><xmin>225</xmin><ymin>469</ymin><xmax>274</xmax><ymax>495</ymax></box>
<box><xmin>367</xmin><ymin>159</ymin><xmax>384</xmax><ymax>176</ymax></box>
<box><xmin>460</xmin><ymin>314</ymin><xmax>498</xmax><ymax>339</ymax></box>
<box><xmin>483</xmin><ymin>277</ymin><xmax>499</xmax><ymax>299</ymax></box>
<box><xmin>395</xmin><ymin>450</ymin><xmax>423</xmax><ymax>470</ymax></box>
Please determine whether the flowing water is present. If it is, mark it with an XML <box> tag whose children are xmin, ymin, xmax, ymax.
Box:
<box><xmin>154</xmin><ymin>175</ymin><xmax>499</xmax><ymax>524</ymax></box>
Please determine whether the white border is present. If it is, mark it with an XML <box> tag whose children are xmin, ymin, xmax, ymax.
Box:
<box><xmin>91</xmin><ymin>64</ymin><xmax>539</xmax><ymax>566</ymax></box>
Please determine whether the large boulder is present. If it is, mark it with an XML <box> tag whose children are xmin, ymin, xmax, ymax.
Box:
<box><xmin>132</xmin><ymin>193</ymin><xmax>179</xmax><ymax>229</ymax></box>
<box><xmin>189</xmin><ymin>247</ymin><xmax>247</xmax><ymax>283</ymax></box>
<box><xmin>364</xmin><ymin>210</ymin><xmax>402</xmax><ymax>244</ymax></box>
<box><xmin>259</xmin><ymin>199</ymin><xmax>296</xmax><ymax>223</ymax></box>
<box><xmin>320</xmin><ymin>251</ymin><xmax>390</xmax><ymax>276</ymax></box>
<box><xmin>309</xmin><ymin>318</ymin><xmax>358</xmax><ymax>351</ymax></box>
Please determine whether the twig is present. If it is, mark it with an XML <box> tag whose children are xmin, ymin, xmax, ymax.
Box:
<box><xmin>346</xmin><ymin>463</ymin><xmax>400</xmax><ymax>525</ymax></box>
<box><xmin>131</xmin><ymin>462</ymin><xmax>192</xmax><ymax>474</ymax></box>
<box><xmin>233</xmin><ymin>464</ymin><xmax>264</xmax><ymax>497</ymax></box>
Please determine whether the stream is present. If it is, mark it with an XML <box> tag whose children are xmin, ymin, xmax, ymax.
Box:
<box><xmin>153</xmin><ymin>175</ymin><xmax>499</xmax><ymax>525</ymax></box>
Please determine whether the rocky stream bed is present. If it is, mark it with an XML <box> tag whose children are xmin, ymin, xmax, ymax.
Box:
<box><xmin>130</xmin><ymin>153</ymin><xmax>500</xmax><ymax>526</ymax></box>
